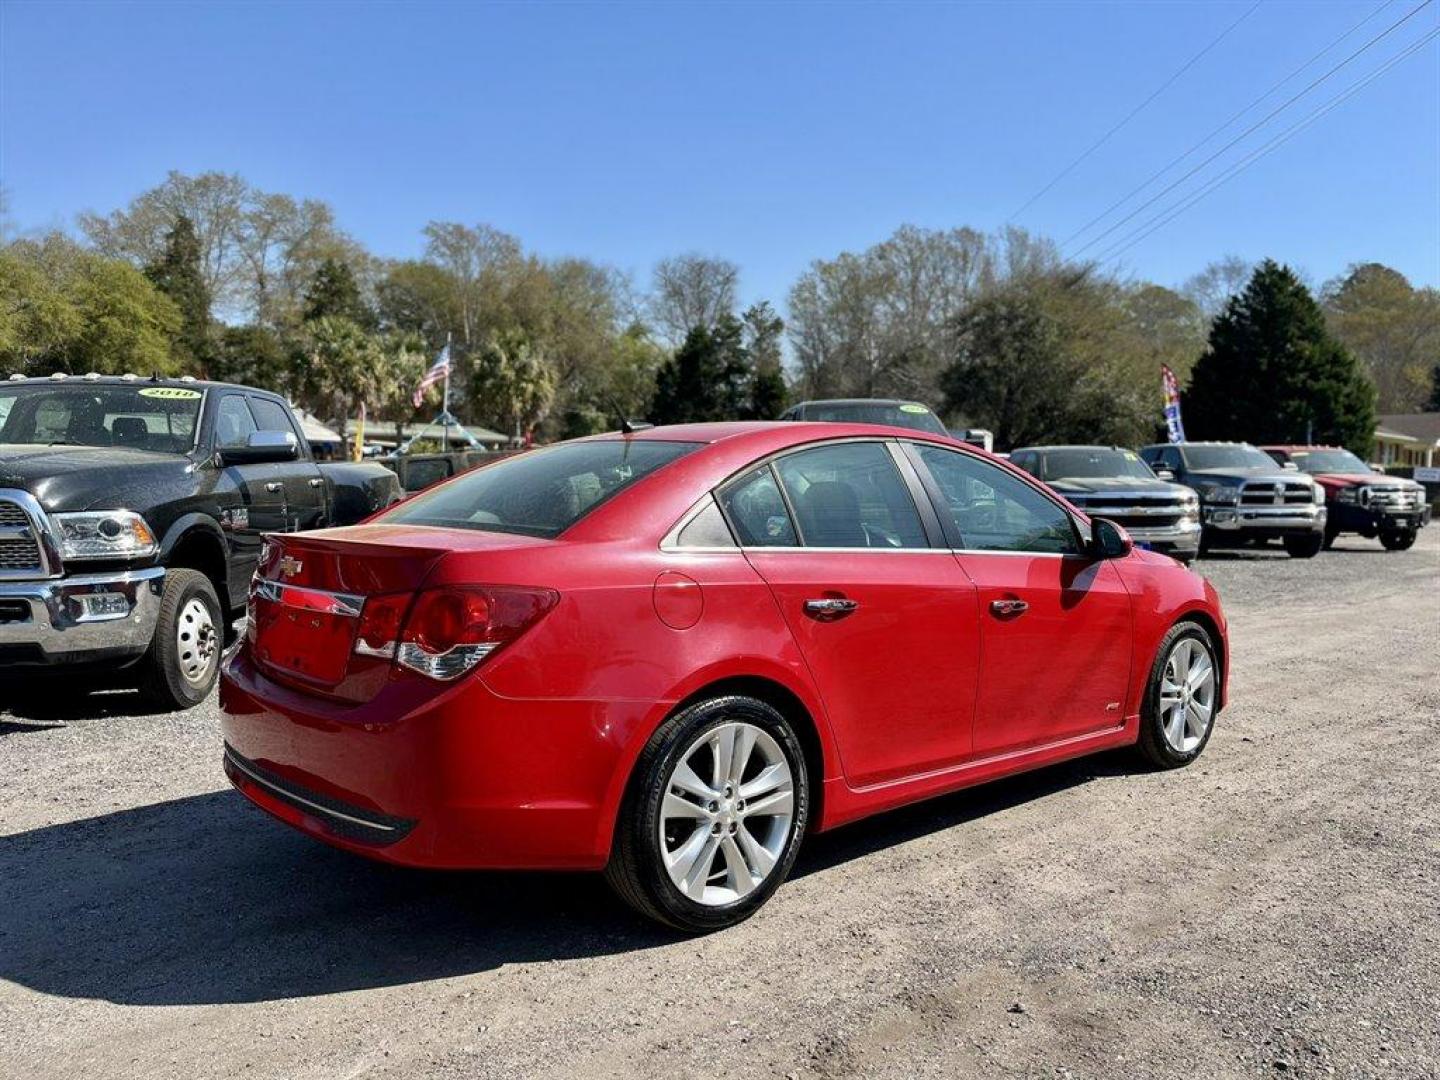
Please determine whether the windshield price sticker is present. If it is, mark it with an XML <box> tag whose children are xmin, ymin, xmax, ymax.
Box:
<box><xmin>899</xmin><ymin>404</ymin><xmax>929</xmax><ymax>414</ymax></box>
<box><xmin>138</xmin><ymin>387</ymin><xmax>202</xmax><ymax>400</ymax></box>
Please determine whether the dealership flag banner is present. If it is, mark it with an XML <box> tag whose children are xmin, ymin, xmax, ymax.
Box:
<box><xmin>1162</xmin><ymin>364</ymin><xmax>1186</xmax><ymax>444</ymax></box>
<box><xmin>413</xmin><ymin>341</ymin><xmax>452</xmax><ymax>409</ymax></box>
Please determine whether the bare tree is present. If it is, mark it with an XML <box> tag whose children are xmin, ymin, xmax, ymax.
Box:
<box><xmin>649</xmin><ymin>253</ymin><xmax>738</xmax><ymax>345</ymax></box>
<box><xmin>1182</xmin><ymin>255</ymin><xmax>1253</xmax><ymax>322</ymax></box>
<box><xmin>422</xmin><ymin>222</ymin><xmax>523</xmax><ymax>347</ymax></box>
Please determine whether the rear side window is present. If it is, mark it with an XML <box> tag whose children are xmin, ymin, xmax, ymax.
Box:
<box><xmin>383</xmin><ymin>439</ymin><xmax>702</xmax><ymax>538</ymax></box>
<box><xmin>719</xmin><ymin>467</ymin><xmax>797</xmax><ymax>546</ymax></box>
<box><xmin>913</xmin><ymin>444</ymin><xmax>1080</xmax><ymax>555</ymax></box>
<box><xmin>775</xmin><ymin>442</ymin><xmax>928</xmax><ymax>549</ymax></box>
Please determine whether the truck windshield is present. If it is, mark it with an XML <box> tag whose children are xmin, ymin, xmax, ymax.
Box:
<box><xmin>803</xmin><ymin>402</ymin><xmax>948</xmax><ymax>436</ymax></box>
<box><xmin>381</xmin><ymin>439</ymin><xmax>703</xmax><ymax>538</ymax></box>
<box><xmin>1289</xmin><ymin>449</ymin><xmax>1369</xmax><ymax>474</ymax></box>
<box><xmin>0</xmin><ymin>384</ymin><xmax>203</xmax><ymax>453</ymax></box>
<box><xmin>1183</xmin><ymin>445</ymin><xmax>1277</xmax><ymax>471</ymax></box>
<box><xmin>1040</xmin><ymin>448</ymin><xmax>1154</xmax><ymax>481</ymax></box>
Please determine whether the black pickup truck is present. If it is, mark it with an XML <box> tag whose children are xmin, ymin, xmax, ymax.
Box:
<box><xmin>0</xmin><ymin>375</ymin><xmax>402</xmax><ymax>709</ymax></box>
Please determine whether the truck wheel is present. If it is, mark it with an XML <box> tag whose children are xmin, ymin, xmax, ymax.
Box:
<box><xmin>606</xmin><ymin>695</ymin><xmax>809</xmax><ymax>933</ymax></box>
<box><xmin>139</xmin><ymin>568</ymin><xmax>222</xmax><ymax>711</ymax></box>
<box><xmin>1137</xmin><ymin>621</ymin><xmax>1219</xmax><ymax>770</ymax></box>
<box><xmin>1322</xmin><ymin>524</ymin><xmax>1338</xmax><ymax>550</ymax></box>
<box><xmin>1283</xmin><ymin>533</ymin><xmax>1324</xmax><ymax>559</ymax></box>
<box><xmin>1379</xmin><ymin>529</ymin><xmax>1416</xmax><ymax>552</ymax></box>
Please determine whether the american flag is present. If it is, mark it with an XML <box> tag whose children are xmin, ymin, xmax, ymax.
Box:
<box><xmin>412</xmin><ymin>343</ymin><xmax>451</xmax><ymax>409</ymax></box>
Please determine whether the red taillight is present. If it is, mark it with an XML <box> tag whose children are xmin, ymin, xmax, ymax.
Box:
<box><xmin>353</xmin><ymin>585</ymin><xmax>557</xmax><ymax>680</ymax></box>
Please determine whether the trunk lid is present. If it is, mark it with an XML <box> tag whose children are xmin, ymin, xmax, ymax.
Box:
<box><xmin>246</xmin><ymin>525</ymin><xmax>545</xmax><ymax>701</ymax></box>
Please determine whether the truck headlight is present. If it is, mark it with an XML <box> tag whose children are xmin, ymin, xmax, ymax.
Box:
<box><xmin>1197</xmin><ymin>483</ymin><xmax>1239</xmax><ymax>505</ymax></box>
<box><xmin>52</xmin><ymin>510</ymin><xmax>158</xmax><ymax>561</ymax></box>
<box><xmin>1313</xmin><ymin>484</ymin><xmax>1326</xmax><ymax>505</ymax></box>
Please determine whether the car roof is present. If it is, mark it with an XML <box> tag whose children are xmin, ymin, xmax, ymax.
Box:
<box><xmin>3</xmin><ymin>373</ymin><xmax>267</xmax><ymax>394</ymax></box>
<box><xmin>1012</xmin><ymin>444</ymin><xmax>1127</xmax><ymax>453</ymax></box>
<box><xmin>587</xmin><ymin>420</ymin><xmax>962</xmax><ymax>446</ymax></box>
<box><xmin>791</xmin><ymin>398</ymin><xmax>931</xmax><ymax>408</ymax></box>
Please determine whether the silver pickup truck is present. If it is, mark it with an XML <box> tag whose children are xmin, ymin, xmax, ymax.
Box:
<box><xmin>1010</xmin><ymin>445</ymin><xmax>1203</xmax><ymax>563</ymax></box>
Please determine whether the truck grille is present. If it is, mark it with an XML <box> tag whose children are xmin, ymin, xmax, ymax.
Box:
<box><xmin>1240</xmin><ymin>481</ymin><xmax>1313</xmax><ymax>506</ymax></box>
<box><xmin>1367</xmin><ymin>486</ymin><xmax>1422</xmax><ymax>511</ymax></box>
<box><xmin>0</xmin><ymin>499</ymin><xmax>43</xmax><ymax>574</ymax></box>
<box><xmin>1067</xmin><ymin>494</ymin><xmax>1188</xmax><ymax>529</ymax></box>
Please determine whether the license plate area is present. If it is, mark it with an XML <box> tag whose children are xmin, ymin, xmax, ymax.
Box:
<box><xmin>250</xmin><ymin>579</ymin><xmax>365</xmax><ymax>685</ymax></box>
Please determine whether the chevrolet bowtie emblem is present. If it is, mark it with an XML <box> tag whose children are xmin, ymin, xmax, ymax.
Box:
<box><xmin>278</xmin><ymin>555</ymin><xmax>303</xmax><ymax>579</ymax></box>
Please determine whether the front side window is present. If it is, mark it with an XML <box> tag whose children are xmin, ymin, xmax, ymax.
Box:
<box><xmin>383</xmin><ymin>439</ymin><xmax>701</xmax><ymax>538</ymax></box>
<box><xmin>773</xmin><ymin>441</ymin><xmax>928</xmax><ymax>549</ymax></box>
<box><xmin>215</xmin><ymin>395</ymin><xmax>258</xmax><ymax>448</ymax></box>
<box><xmin>248</xmin><ymin>397</ymin><xmax>301</xmax><ymax>442</ymax></box>
<box><xmin>913</xmin><ymin>444</ymin><xmax>1080</xmax><ymax>555</ymax></box>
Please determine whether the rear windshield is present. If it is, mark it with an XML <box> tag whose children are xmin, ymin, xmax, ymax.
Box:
<box><xmin>381</xmin><ymin>439</ymin><xmax>702</xmax><ymax>538</ymax></box>
<box><xmin>803</xmin><ymin>402</ymin><xmax>947</xmax><ymax>436</ymax></box>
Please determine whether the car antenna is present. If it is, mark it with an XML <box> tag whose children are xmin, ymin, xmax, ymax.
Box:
<box><xmin>604</xmin><ymin>394</ymin><xmax>653</xmax><ymax>435</ymax></box>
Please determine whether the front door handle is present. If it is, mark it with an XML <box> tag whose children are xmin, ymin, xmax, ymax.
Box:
<box><xmin>264</xmin><ymin>481</ymin><xmax>283</xmax><ymax>494</ymax></box>
<box><xmin>308</xmin><ymin>477</ymin><xmax>325</xmax><ymax>488</ymax></box>
<box><xmin>990</xmin><ymin>599</ymin><xmax>1029</xmax><ymax>617</ymax></box>
<box><xmin>804</xmin><ymin>597</ymin><xmax>859</xmax><ymax>619</ymax></box>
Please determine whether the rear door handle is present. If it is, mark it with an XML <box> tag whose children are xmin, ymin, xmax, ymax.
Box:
<box><xmin>804</xmin><ymin>598</ymin><xmax>859</xmax><ymax>618</ymax></box>
<box><xmin>264</xmin><ymin>482</ymin><xmax>283</xmax><ymax>493</ymax></box>
<box><xmin>990</xmin><ymin>599</ymin><xmax>1029</xmax><ymax>617</ymax></box>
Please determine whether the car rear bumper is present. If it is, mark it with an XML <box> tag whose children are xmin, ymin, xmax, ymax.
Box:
<box><xmin>219</xmin><ymin>645</ymin><xmax>658</xmax><ymax>870</ymax></box>
<box><xmin>0</xmin><ymin>567</ymin><xmax>164</xmax><ymax>667</ymax></box>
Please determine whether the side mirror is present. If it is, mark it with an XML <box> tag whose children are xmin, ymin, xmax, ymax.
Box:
<box><xmin>1153</xmin><ymin>467</ymin><xmax>1176</xmax><ymax>481</ymax></box>
<box><xmin>1280</xmin><ymin>461</ymin><xmax>1298</xmax><ymax>471</ymax></box>
<box><xmin>1091</xmin><ymin>517</ymin><xmax>1133</xmax><ymax>559</ymax></box>
<box><xmin>220</xmin><ymin>430</ymin><xmax>298</xmax><ymax>465</ymax></box>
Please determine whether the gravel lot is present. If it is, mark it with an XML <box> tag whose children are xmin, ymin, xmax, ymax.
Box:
<box><xmin>2</xmin><ymin>530</ymin><xmax>1437</xmax><ymax>1080</ymax></box>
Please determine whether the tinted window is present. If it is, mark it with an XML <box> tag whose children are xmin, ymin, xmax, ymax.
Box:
<box><xmin>1040</xmin><ymin>448</ymin><xmax>1154</xmax><ymax>481</ymax></box>
<box><xmin>1182</xmin><ymin>444</ymin><xmax>1276</xmax><ymax>470</ymax></box>
<box><xmin>774</xmin><ymin>442</ymin><xmax>928</xmax><ymax>548</ymax></box>
<box><xmin>719</xmin><ymin>467</ymin><xmax>797</xmax><ymax>547</ymax></box>
<box><xmin>383</xmin><ymin>439</ymin><xmax>701</xmax><ymax>538</ymax></box>
<box><xmin>215</xmin><ymin>395</ymin><xmax>258</xmax><ymax>448</ymax></box>
<box><xmin>249</xmin><ymin>397</ymin><xmax>299</xmax><ymax>439</ymax></box>
<box><xmin>914</xmin><ymin>445</ymin><xmax>1080</xmax><ymax>555</ymax></box>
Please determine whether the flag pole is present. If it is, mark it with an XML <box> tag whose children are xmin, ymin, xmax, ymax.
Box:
<box><xmin>441</xmin><ymin>330</ymin><xmax>452</xmax><ymax>452</ymax></box>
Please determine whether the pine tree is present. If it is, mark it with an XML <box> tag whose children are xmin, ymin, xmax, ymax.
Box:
<box><xmin>742</xmin><ymin>302</ymin><xmax>788</xmax><ymax>419</ymax></box>
<box><xmin>144</xmin><ymin>215</ymin><xmax>212</xmax><ymax>374</ymax></box>
<box><xmin>650</xmin><ymin>316</ymin><xmax>753</xmax><ymax>424</ymax></box>
<box><xmin>1185</xmin><ymin>260</ymin><xmax>1376</xmax><ymax>454</ymax></box>
<box><xmin>302</xmin><ymin>258</ymin><xmax>373</xmax><ymax>328</ymax></box>
<box><xmin>1426</xmin><ymin>363</ymin><xmax>1440</xmax><ymax>412</ymax></box>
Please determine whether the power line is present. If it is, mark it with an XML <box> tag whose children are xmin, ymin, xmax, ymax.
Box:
<box><xmin>1094</xmin><ymin>26</ymin><xmax>1440</xmax><ymax>266</ymax></box>
<box><xmin>1066</xmin><ymin>0</ymin><xmax>1435</xmax><ymax>259</ymax></box>
<box><xmin>1006</xmin><ymin>0</ymin><xmax>1264</xmax><ymax>222</ymax></box>
<box><xmin>1061</xmin><ymin>0</ymin><xmax>1397</xmax><ymax>249</ymax></box>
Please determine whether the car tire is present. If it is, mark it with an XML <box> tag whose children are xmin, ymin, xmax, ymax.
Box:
<box><xmin>606</xmin><ymin>695</ymin><xmax>810</xmax><ymax>933</ymax></box>
<box><xmin>138</xmin><ymin>568</ymin><xmax>223</xmax><ymax>712</ymax></box>
<box><xmin>1322</xmin><ymin>523</ymin><xmax>1339</xmax><ymax>549</ymax></box>
<box><xmin>1379</xmin><ymin>529</ymin><xmax>1416</xmax><ymax>552</ymax></box>
<box><xmin>1283</xmin><ymin>533</ymin><xmax>1324</xmax><ymax>558</ymax></box>
<box><xmin>1136</xmin><ymin>621</ymin><xmax>1220</xmax><ymax>770</ymax></box>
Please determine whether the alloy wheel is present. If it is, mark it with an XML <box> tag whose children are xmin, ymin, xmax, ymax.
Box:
<box><xmin>1158</xmin><ymin>637</ymin><xmax>1215</xmax><ymax>754</ymax></box>
<box><xmin>659</xmin><ymin>721</ymin><xmax>795</xmax><ymax>906</ymax></box>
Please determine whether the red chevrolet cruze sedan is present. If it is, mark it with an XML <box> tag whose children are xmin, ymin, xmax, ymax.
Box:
<box><xmin>220</xmin><ymin>423</ymin><xmax>1228</xmax><ymax>931</ymax></box>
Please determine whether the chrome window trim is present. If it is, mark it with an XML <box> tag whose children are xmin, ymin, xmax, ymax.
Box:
<box><xmin>735</xmin><ymin>545</ymin><xmax>956</xmax><ymax>555</ymax></box>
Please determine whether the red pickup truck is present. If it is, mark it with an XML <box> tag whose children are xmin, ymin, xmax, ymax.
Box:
<box><xmin>1261</xmin><ymin>445</ymin><xmax>1429</xmax><ymax>551</ymax></box>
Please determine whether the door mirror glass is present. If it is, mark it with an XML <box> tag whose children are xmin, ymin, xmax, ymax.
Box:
<box><xmin>222</xmin><ymin>430</ymin><xmax>298</xmax><ymax>465</ymax></box>
<box><xmin>1091</xmin><ymin>517</ymin><xmax>1133</xmax><ymax>559</ymax></box>
<box><xmin>1280</xmin><ymin>461</ymin><xmax>1298</xmax><ymax>471</ymax></box>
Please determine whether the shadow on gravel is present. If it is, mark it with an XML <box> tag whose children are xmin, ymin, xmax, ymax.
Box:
<box><xmin>0</xmin><ymin>685</ymin><xmax>161</xmax><ymax>730</ymax></box>
<box><xmin>0</xmin><ymin>750</ymin><xmax>1139</xmax><ymax>1007</ymax></box>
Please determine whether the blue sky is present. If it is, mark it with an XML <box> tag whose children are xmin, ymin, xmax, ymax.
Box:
<box><xmin>2</xmin><ymin>0</ymin><xmax>1436</xmax><ymax>311</ymax></box>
